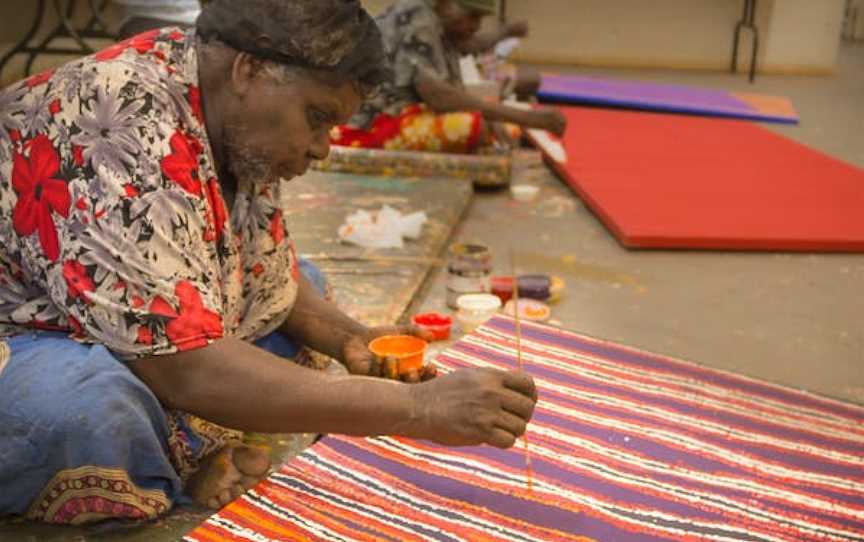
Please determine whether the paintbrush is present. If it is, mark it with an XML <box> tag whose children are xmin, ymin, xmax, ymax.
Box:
<box><xmin>510</xmin><ymin>248</ymin><xmax>534</xmax><ymax>495</ymax></box>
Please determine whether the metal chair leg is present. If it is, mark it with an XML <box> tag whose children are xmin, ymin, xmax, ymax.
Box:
<box><xmin>86</xmin><ymin>0</ymin><xmax>112</xmax><ymax>32</ymax></box>
<box><xmin>53</xmin><ymin>0</ymin><xmax>95</xmax><ymax>54</ymax></box>
<box><xmin>731</xmin><ymin>0</ymin><xmax>760</xmax><ymax>83</ymax></box>
<box><xmin>731</xmin><ymin>22</ymin><xmax>743</xmax><ymax>72</ymax></box>
<box><xmin>749</xmin><ymin>26</ymin><xmax>759</xmax><ymax>83</ymax></box>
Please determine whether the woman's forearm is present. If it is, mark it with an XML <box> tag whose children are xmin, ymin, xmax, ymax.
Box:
<box><xmin>128</xmin><ymin>336</ymin><xmax>417</xmax><ymax>435</ymax></box>
<box><xmin>278</xmin><ymin>273</ymin><xmax>369</xmax><ymax>363</ymax></box>
<box><xmin>415</xmin><ymin>73</ymin><xmax>531</xmax><ymax>125</ymax></box>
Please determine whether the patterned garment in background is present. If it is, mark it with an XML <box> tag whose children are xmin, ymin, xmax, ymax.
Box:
<box><xmin>0</xmin><ymin>28</ymin><xmax>301</xmax><ymax>358</ymax></box>
<box><xmin>349</xmin><ymin>0</ymin><xmax>463</xmax><ymax>129</ymax></box>
<box><xmin>332</xmin><ymin>104</ymin><xmax>483</xmax><ymax>153</ymax></box>
<box><xmin>336</xmin><ymin>0</ymin><xmax>494</xmax><ymax>153</ymax></box>
<box><xmin>185</xmin><ymin>315</ymin><xmax>864</xmax><ymax>542</ymax></box>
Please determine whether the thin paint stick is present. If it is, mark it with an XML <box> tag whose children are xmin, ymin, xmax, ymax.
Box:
<box><xmin>510</xmin><ymin>248</ymin><xmax>534</xmax><ymax>494</ymax></box>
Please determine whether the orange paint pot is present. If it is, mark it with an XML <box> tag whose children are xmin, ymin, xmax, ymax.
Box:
<box><xmin>368</xmin><ymin>335</ymin><xmax>428</xmax><ymax>375</ymax></box>
<box><xmin>412</xmin><ymin>312</ymin><xmax>453</xmax><ymax>341</ymax></box>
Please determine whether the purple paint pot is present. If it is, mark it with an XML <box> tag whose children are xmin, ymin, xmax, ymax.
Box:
<box><xmin>517</xmin><ymin>274</ymin><xmax>551</xmax><ymax>301</ymax></box>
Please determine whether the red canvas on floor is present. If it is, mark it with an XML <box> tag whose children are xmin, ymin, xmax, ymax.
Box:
<box><xmin>535</xmin><ymin>106</ymin><xmax>864</xmax><ymax>252</ymax></box>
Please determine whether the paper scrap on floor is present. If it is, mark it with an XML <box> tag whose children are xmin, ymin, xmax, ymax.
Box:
<box><xmin>338</xmin><ymin>205</ymin><xmax>427</xmax><ymax>249</ymax></box>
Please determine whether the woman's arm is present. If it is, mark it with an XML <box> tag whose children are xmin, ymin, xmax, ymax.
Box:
<box><xmin>415</xmin><ymin>71</ymin><xmax>566</xmax><ymax>135</ymax></box>
<box><xmin>127</xmin><ymin>337</ymin><xmax>538</xmax><ymax>449</ymax></box>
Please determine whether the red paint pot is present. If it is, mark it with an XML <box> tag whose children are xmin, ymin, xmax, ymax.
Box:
<box><xmin>412</xmin><ymin>312</ymin><xmax>453</xmax><ymax>341</ymax></box>
<box><xmin>491</xmin><ymin>275</ymin><xmax>515</xmax><ymax>304</ymax></box>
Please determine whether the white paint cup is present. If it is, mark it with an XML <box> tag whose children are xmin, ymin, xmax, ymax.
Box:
<box><xmin>510</xmin><ymin>184</ymin><xmax>540</xmax><ymax>202</ymax></box>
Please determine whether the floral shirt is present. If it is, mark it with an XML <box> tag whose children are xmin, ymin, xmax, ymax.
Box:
<box><xmin>350</xmin><ymin>0</ymin><xmax>463</xmax><ymax>128</ymax></box>
<box><xmin>0</xmin><ymin>28</ymin><xmax>300</xmax><ymax>359</ymax></box>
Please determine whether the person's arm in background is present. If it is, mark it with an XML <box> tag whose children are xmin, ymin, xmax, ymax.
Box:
<box><xmin>415</xmin><ymin>69</ymin><xmax>566</xmax><ymax>135</ymax></box>
<box><xmin>457</xmin><ymin>20</ymin><xmax>529</xmax><ymax>55</ymax></box>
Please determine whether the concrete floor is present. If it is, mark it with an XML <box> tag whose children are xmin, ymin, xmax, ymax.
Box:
<box><xmin>1</xmin><ymin>42</ymin><xmax>862</xmax><ymax>542</ymax></box>
<box><xmin>415</xmin><ymin>41</ymin><xmax>864</xmax><ymax>406</ymax></box>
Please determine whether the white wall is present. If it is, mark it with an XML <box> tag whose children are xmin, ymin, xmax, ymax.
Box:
<box><xmin>508</xmin><ymin>0</ymin><xmax>758</xmax><ymax>70</ymax></box>
<box><xmin>506</xmin><ymin>0</ymin><xmax>844</xmax><ymax>74</ymax></box>
<box><xmin>1</xmin><ymin>0</ymin><xmax>847</xmax><ymax>87</ymax></box>
<box><xmin>762</xmin><ymin>0</ymin><xmax>845</xmax><ymax>72</ymax></box>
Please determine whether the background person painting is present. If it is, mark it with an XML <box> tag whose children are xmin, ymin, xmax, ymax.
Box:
<box><xmin>332</xmin><ymin>0</ymin><xmax>566</xmax><ymax>153</ymax></box>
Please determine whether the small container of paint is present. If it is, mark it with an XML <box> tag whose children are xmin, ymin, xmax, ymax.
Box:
<box><xmin>504</xmin><ymin>299</ymin><xmax>552</xmax><ymax>322</ymax></box>
<box><xmin>491</xmin><ymin>275</ymin><xmax>515</xmax><ymax>304</ymax></box>
<box><xmin>510</xmin><ymin>184</ymin><xmax>540</xmax><ymax>202</ymax></box>
<box><xmin>446</xmin><ymin>271</ymin><xmax>492</xmax><ymax>296</ymax></box>
<box><xmin>518</xmin><ymin>274</ymin><xmax>552</xmax><ymax>301</ymax></box>
<box><xmin>548</xmin><ymin>275</ymin><xmax>566</xmax><ymax>303</ymax></box>
<box><xmin>446</xmin><ymin>243</ymin><xmax>493</xmax><ymax>308</ymax></box>
<box><xmin>456</xmin><ymin>293</ymin><xmax>502</xmax><ymax>333</ymax></box>
<box><xmin>412</xmin><ymin>312</ymin><xmax>453</xmax><ymax>342</ymax></box>
<box><xmin>368</xmin><ymin>335</ymin><xmax>428</xmax><ymax>377</ymax></box>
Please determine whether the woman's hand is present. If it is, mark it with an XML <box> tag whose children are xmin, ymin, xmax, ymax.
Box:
<box><xmin>342</xmin><ymin>325</ymin><xmax>438</xmax><ymax>383</ymax></box>
<box><xmin>406</xmin><ymin>368</ymin><xmax>538</xmax><ymax>448</ymax></box>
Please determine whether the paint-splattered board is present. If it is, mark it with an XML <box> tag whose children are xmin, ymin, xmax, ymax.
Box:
<box><xmin>184</xmin><ymin>315</ymin><xmax>864</xmax><ymax>541</ymax></box>
<box><xmin>284</xmin><ymin>170</ymin><xmax>473</xmax><ymax>326</ymax></box>
<box><xmin>314</xmin><ymin>146</ymin><xmax>512</xmax><ymax>188</ymax></box>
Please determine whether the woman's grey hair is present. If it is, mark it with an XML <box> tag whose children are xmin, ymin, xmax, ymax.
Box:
<box><xmin>197</xmin><ymin>0</ymin><xmax>390</xmax><ymax>96</ymax></box>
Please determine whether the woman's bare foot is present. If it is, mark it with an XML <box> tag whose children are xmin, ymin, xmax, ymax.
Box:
<box><xmin>187</xmin><ymin>441</ymin><xmax>272</xmax><ymax>509</ymax></box>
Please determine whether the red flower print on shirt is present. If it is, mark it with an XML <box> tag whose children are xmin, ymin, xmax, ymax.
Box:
<box><xmin>11</xmin><ymin>134</ymin><xmax>71</xmax><ymax>262</ymax></box>
<box><xmin>95</xmin><ymin>29</ymin><xmax>159</xmax><ymax>62</ymax></box>
<box><xmin>72</xmin><ymin>145</ymin><xmax>85</xmax><ymax>167</ymax></box>
<box><xmin>68</xmin><ymin>315</ymin><xmax>85</xmax><ymax>338</ymax></box>
<box><xmin>203</xmin><ymin>178</ymin><xmax>226</xmax><ymax>243</ymax></box>
<box><xmin>25</xmin><ymin>69</ymin><xmax>55</xmax><ymax>88</ymax></box>
<box><xmin>49</xmin><ymin>99</ymin><xmax>61</xmax><ymax>115</ymax></box>
<box><xmin>31</xmin><ymin>319</ymin><xmax>65</xmax><ymax>332</ymax></box>
<box><xmin>289</xmin><ymin>243</ymin><xmax>301</xmax><ymax>281</ymax></box>
<box><xmin>188</xmin><ymin>85</ymin><xmax>204</xmax><ymax>124</ymax></box>
<box><xmin>62</xmin><ymin>260</ymin><xmax>95</xmax><ymax>301</ymax></box>
<box><xmin>137</xmin><ymin>326</ymin><xmax>153</xmax><ymax>345</ymax></box>
<box><xmin>160</xmin><ymin>131</ymin><xmax>203</xmax><ymax>196</ymax></box>
<box><xmin>270</xmin><ymin>210</ymin><xmax>285</xmax><ymax>245</ymax></box>
<box><xmin>149</xmin><ymin>281</ymin><xmax>223</xmax><ymax>351</ymax></box>
<box><xmin>124</xmin><ymin>184</ymin><xmax>139</xmax><ymax>198</ymax></box>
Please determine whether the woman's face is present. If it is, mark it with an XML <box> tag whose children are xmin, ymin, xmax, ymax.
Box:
<box><xmin>222</xmin><ymin>64</ymin><xmax>362</xmax><ymax>186</ymax></box>
<box><xmin>437</xmin><ymin>1</ymin><xmax>486</xmax><ymax>43</ymax></box>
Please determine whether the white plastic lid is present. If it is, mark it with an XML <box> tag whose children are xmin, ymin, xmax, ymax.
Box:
<box><xmin>456</xmin><ymin>293</ymin><xmax>503</xmax><ymax>313</ymax></box>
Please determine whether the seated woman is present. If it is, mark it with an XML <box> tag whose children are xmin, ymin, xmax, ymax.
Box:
<box><xmin>331</xmin><ymin>0</ymin><xmax>566</xmax><ymax>153</ymax></box>
<box><xmin>0</xmin><ymin>0</ymin><xmax>537</xmax><ymax>525</ymax></box>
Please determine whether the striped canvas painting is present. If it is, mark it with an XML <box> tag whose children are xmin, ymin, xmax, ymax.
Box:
<box><xmin>185</xmin><ymin>315</ymin><xmax>864</xmax><ymax>541</ymax></box>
